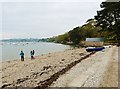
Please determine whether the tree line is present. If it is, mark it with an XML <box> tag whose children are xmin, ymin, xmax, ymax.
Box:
<box><xmin>48</xmin><ymin>1</ymin><xmax>120</xmax><ymax>45</ymax></box>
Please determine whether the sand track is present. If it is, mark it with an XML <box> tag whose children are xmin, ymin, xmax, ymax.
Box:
<box><xmin>51</xmin><ymin>46</ymin><xmax>118</xmax><ymax>87</ymax></box>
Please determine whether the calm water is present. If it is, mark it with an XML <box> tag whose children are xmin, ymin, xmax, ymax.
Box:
<box><xmin>1</xmin><ymin>42</ymin><xmax>70</xmax><ymax>61</ymax></box>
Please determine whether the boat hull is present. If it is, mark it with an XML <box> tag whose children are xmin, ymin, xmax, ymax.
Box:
<box><xmin>86</xmin><ymin>47</ymin><xmax>105</xmax><ymax>52</ymax></box>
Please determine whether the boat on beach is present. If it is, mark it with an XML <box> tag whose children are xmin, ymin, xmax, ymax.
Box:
<box><xmin>86</xmin><ymin>46</ymin><xmax>105</xmax><ymax>52</ymax></box>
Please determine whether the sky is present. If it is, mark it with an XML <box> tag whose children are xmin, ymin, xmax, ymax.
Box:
<box><xmin>0</xmin><ymin>0</ymin><xmax>105</xmax><ymax>39</ymax></box>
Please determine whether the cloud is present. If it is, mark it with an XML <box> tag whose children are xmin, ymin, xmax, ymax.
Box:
<box><xmin>2</xmin><ymin>1</ymin><xmax>102</xmax><ymax>39</ymax></box>
<box><xmin>1</xmin><ymin>0</ymin><xmax>105</xmax><ymax>2</ymax></box>
<box><xmin>0</xmin><ymin>33</ymin><xmax>15</xmax><ymax>39</ymax></box>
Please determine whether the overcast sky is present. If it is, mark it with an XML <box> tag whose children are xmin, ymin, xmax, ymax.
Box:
<box><xmin>1</xmin><ymin>0</ymin><xmax>104</xmax><ymax>39</ymax></box>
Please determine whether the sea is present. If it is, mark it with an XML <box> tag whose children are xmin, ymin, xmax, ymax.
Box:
<box><xmin>0</xmin><ymin>42</ymin><xmax>71</xmax><ymax>61</ymax></box>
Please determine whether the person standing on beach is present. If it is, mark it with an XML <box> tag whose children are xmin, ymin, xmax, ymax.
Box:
<box><xmin>33</xmin><ymin>50</ymin><xmax>35</xmax><ymax>56</ymax></box>
<box><xmin>33</xmin><ymin>50</ymin><xmax>35</xmax><ymax>58</ymax></box>
<box><xmin>20</xmin><ymin>51</ymin><xmax>24</xmax><ymax>61</ymax></box>
<box><xmin>30</xmin><ymin>51</ymin><xmax>34</xmax><ymax>59</ymax></box>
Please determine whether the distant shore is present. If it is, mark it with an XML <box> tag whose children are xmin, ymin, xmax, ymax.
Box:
<box><xmin>1</xmin><ymin>46</ymin><xmax>118</xmax><ymax>87</ymax></box>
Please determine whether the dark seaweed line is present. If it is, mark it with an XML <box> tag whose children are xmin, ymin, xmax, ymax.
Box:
<box><xmin>1</xmin><ymin>70</ymin><xmax>48</xmax><ymax>88</ymax></box>
<box><xmin>34</xmin><ymin>52</ymin><xmax>96</xmax><ymax>89</ymax></box>
<box><xmin>1</xmin><ymin>52</ymin><xmax>95</xmax><ymax>89</ymax></box>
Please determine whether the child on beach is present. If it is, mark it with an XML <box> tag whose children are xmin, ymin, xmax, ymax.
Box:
<box><xmin>20</xmin><ymin>51</ymin><xmax>24</xmax><ymax>61</ymax></box>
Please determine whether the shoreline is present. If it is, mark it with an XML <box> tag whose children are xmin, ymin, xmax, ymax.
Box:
<box><xmin>2</xmin><ymin>47</ymin><xmax>83</xmax><ymax>67</ymax></box>
<box><xmin>1</xmin><ymin>42</ymin><xmax>71</xmax><ymax>62</ymax></box>
<box><xmin>2</xmin><ymin>46</ymin><xmax>118</xmax><ymax>87</ymax></box>
<box><xmin>2</xmin><ymin>47</ymin><xmax>87</xmax><ymax>87</ymax></box>
<box><xmin>2</xmin><ymin>47</ymin><xmax>74</xmax><ymax>63</ymax></box>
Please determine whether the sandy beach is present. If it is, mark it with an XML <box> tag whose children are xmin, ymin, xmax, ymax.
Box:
<box><xmin>1</xmin><ymin>46</ymin><xmax>118</xmax><ymax>88</ymax></box>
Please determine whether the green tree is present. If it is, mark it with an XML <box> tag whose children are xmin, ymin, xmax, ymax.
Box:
<box><xmin>68</xmin><ymin>27</ymin><xmax>82</xmax><ymax>44</ymax></box>
<box><xmin>55</xmin><ymin>33</ymin><xmax>69</xmax><ymax>44</ymax></box>
<box><xmin>48</xmin><ymin>37</ymin><xmax>56</xmax><ymax>42</ymax></box>
<box><xmin>95</xmin><ymin>1</ymin><xmax>120</xmax><ymax>41</ymax></box>
<box><xmin>80</xmin><ymin>19</ymin><xmax>102</xmax><ymax>40</ymax></box>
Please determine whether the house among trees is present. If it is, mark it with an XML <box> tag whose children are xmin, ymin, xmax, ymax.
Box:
<box><xmin>85</xmin><ymin>38</ymin><xmax>104</xmax><ymax>47</ymax></box>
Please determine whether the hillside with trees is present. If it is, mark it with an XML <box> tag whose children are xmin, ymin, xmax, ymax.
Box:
<box><xmin>48</xmin><ymin>19</ymin><xmax>105</xmax><ymax>45</ymax></box>
<box><xmin>48</xmin><ymin>1</ymin><xmax>120</xmax><ymax>45</ymax></box>
<box><xmin>95</xmin><ymin>1</ymin><xmax>120</xmax><ymax>42</ymax></box>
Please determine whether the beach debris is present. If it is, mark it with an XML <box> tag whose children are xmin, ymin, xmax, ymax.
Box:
<box><xmin>59</xmin><ymin>59</ymin><xmax>65</xmax><ymax>64</ymax></box>
<box><xmin>1</xmin><ymin>83</ymin><xmax>12</xmax><ymax>88</ymax></box>
<box><xmin>79</xmin><ymin>53</ymin><xmax>85</xmax><ymax>56</ymax></box>
<box><xmin>32</xmin><ymin>72</ymin><xmax>39</xmax><ymax>76</ymax></box>
<box><xmin>48</xmin><ymin>55</ymin><xmax>51</xmax><ymax>57</ymax></box>
<box><xmin>16</xmin><ymin>78</ymin><xmax>29</xmax><ymax>84</ymax></box>
<box><xmin>42</xmin><ymin>66</ymin><xmax>52</xmax><ymax>71</ymax></box>
<box><xmin>59</xmin><ymin>62</ymin><xmax>63</xmax><ymax>64</ymax></box>
<box><xmin>61</xmin><ymin>59</ymin><xmax>65</xmax><ymax>61</ymax></box>
<box><xmin>40</xmin><ymin>72</ymin><xmax>45</xmax><ymax>76</ymax></box>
